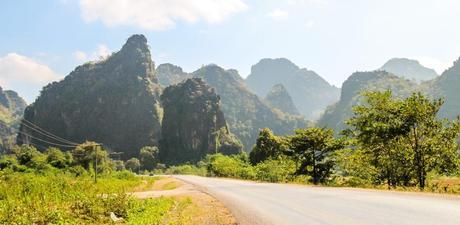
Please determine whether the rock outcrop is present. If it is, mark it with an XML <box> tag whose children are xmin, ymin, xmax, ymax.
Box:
<box><xmin>0</xmin><ymin>88</ymin><xmax>27</xmax><ymax>153</ymax></box>
<box><xmin>265</xmin><ymin>84</ymin><xmax>300</xmax><ymax>115</ymax></box>
<box><xmin>156</xmin><ymin>63</ymin><xmax>192</xmax><ymax>87</ymax></box>
<box><xmin>18</xmin><ymin>35</ymin><xmax>162</xmax><ymax>158</ymax></box>
<box><xmin>160</xmin><ymin>78</ymin><xmax>242</xmax><ymax>164</ymax></box>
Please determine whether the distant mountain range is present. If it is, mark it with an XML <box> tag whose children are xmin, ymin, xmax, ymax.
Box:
<box><xmin>158</xmin><ymin>63</ymin><xmax>308</xmax><ymax>150</ymax></box>
<box><xmin>380</xmin><ymin>58</ymin><xmax>438</xmax><ymax>82</ymax></box>
<box><xmin>1</xmin><ymin>34</ymin><xmax>460</xmax><ymax>162</ymax></box>
<box><xmin>245</xmin><ymin>58</ymin><xmax>340</xmax><ymax>120</ymax></box>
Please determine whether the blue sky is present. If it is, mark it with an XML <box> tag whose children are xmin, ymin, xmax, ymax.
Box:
<box><xmin>1</xmin><ymin>0</ymin><xmax>460</xmax><ymax>103</ymax></box>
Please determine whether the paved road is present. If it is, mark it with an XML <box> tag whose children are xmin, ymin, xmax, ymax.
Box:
<box><xmin>174</xmin><ymin>175</ymin><xmax>460</xmax><ymax>225</ymax></box>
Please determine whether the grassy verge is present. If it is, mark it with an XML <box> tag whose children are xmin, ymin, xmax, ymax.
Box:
<box><xmin>0</xmin><ymin>170</ymin><xmax>189</xmax><ymax>224</ymax></box>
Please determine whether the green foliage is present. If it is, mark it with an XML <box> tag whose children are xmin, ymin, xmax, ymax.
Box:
<box><xmin>346</xmin><ymin>91</ymin><xmax>460</xmax><ymax>189</ymax></box>
<box><xmin>0</xmin><ymin>170</ymin><xmax>175</xmax><ymax>224</ymax></box>
<box><xmin>206</xmin><ymin>154</ymin><xmax>255</xmax><ymax>179</ymax></box>
<box><xmin>45</xmin><ymin>147</ymin><xmax>72</xmax><ymax>169</ymax></box>
<box><xmin>125</xmin><ymin>158</ymin><xmax>141</xmax><ymax>172</ymax></box>
<box><xmin>289</xmin><ymin>127</ymin><xmax>344</xmax><ymax>184</ymax></box>
<box><xmin>164</xmin><ymin>164</ymin><xmax>207</xmax><ymax>176</ymax></box>
<box><xmin>139</xmin><ymin>146</ymin><xmax>159</xmax><ymax>171</ymax></box>
<box><xmin>254</xmin><ymin>157</ymin><xmax>296</xmax><ymax>182</ymax></box>
<box><xmin>250</xmin><ymin>128</ymin><xmax>287</xmax><ymax>164</ymax></box>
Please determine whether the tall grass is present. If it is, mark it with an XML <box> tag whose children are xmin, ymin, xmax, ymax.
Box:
<box><xmin>0</xmin><ymin>170</ymin><xmax>180</xmax><ymax>224</ymax></box>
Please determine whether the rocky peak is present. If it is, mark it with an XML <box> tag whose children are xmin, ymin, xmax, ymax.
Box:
<box><xmin>380</xmin><ymin>58</ymin><xmax>438</xmax><ymax>82</ymax></box>
<box><xmin>156</xmin><ymin>63</ymin><xmax>191</xmax><ymax>87</ymax></box>
<box><xmin>18</xmin><ymin>34</ymin><xmax>162</xmax><ymax>158</ymax></box>
<box><xmin>160</xmin><ymin>78</ymin><xmax>242</xmax><ymax>164</ymax></box>
<box><xmin>265</xmin><ymin>84</ymin><xmax>300</xmax><ymax>115</ymax></box>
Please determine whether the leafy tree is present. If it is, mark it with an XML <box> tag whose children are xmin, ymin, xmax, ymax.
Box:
<box><xmin>72</xmin><ymin>142</ymin><xmax>108</xmax><ymax>173</ymax></box>
<box><xmin>125</xmin><ymin>158</ymin><xmax>140</xmax><ymax>172</ymax></box>
<box><xmin>12</xmin><ymin>145</ymin><xmax>41</xmax><ymax>165</ymax></box>
<box><xmin>45</xmin><ymin>147</ymin><xmax>71</xmax><ymax>169</ymax></box>
<box><xmin>139</xmin><ymin>146</ymin><xmax>159</xmax><ymax>171</ymax></box>
<box><xmin>400</xmin><ymin>93</ymin><xmax>460</xmax><ymax>189</ymax></box>
<box><xmin>289</xmin><ymin>127</ymin><xmax>344</xmax><ymax>184</ymax></box>
<box><xmin>346</xmin><ymin>91</ymin><xmax>460</xmax><ymax>189</ymax></box>
<box><xmin>345</xmin><ymin>91</ymin><xmax>409</xmax><ymax>188</ymax></box>
<box><xmin>249</xmin><ymin>128</ymin><xmax>287</xmax><ymax>165</ymax></box>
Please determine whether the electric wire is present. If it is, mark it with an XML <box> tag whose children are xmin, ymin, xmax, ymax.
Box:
<box><xmin>21</xmin><ymin>118</ymin><xmax>80</xmax><ymax>145</ymax></box>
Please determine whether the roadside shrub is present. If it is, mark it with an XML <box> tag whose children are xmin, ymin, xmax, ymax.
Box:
<box><xmin>255</xmin><ymin>158</ymin><xmax>296</xmax><ymax>183</ymax></box>
<box><xmin>164</xmin><ymin>164</ymin><xmax>206</xmax><ymax>176</ymax></box>
<box><xmin>206</xmin><ymin>154</ymin><xmax>255</xmax><ymax>179</ymax></box>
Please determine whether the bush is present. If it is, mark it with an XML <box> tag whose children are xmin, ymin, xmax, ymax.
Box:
<box><xmin>164</xmin><ymin>164</ymin><xmax>207</xmax><ymax>176</ymax></box>
<box><xmin>255</xmin><ymin>158</ymin><xmax>296</xmax><ymax>183</ymax></box>
<box><xmin>206</xmin><ymin>154</ymin><xmax>255</xmax><ymax>179</ymax></box>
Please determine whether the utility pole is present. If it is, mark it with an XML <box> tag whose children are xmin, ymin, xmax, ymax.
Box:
<box><xmin>93</xmin><ymin>143</ymin><xmax>101</xmax><ymax>183</ymax></box>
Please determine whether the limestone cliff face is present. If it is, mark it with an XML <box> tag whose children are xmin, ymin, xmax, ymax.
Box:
<box><xmin>18</xmin><ymin>35</ymin><xmax>162</xmax><ymax>158</ymax></box>
<box><xmin>434</xmin><ymin>58</ymin><xmax>460</xmax><ymax>119</ymax></box>
<box><xmin>0</xmin><ymin>88</ymin><xmax>27</xmax><ymax>153</ymax></box>
<box><xmin>160</xmin><ymin>78</ymin><xmax>242</xmax><ymax>165</ymax></box>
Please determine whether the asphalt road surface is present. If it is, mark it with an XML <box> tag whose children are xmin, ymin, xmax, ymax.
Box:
<box><xmin>174</xmin><ymin>175</ymin><xmax>460</xmax><ymax>225</ymax></box>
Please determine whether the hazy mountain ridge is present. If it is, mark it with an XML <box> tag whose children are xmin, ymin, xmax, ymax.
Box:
<box><xmin>380</xmin><ymin>58</ymin><xmax>438</xmax><ymax>82</ymax></box>
<box><xmin>432</xmin><ymin>57</ymin><xmax>460</xmax><ymax>119</ymax></box>
<box><xmin>245</xmin><ymin>58</ymin><xmax>340</xmax><ymax>120</ymax></box>
<box><xmin>317</xmin><ymin>71</ymin><xmax>418</xmax><ymax>132</ymax></box>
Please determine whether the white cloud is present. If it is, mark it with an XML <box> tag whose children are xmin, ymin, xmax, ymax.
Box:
<box><xmin>74</xmin><ymin>44</ymin><xmax>111</xmax><ymax>62</ymax></box>
<box><xmin>0</xmin><ymin>53</ymin><xmax>62</xmax><ymax>102</ymax></box>
<box><xmin>79</xmin><ymin>0</ymin><xmax>248</xmax><ymax>30</ymax></box>
<box><xmin>268</xmin><ymin>9</ymin><xmax>289</xmax><ymax>21</ymax></box>
<box><xmin>287</xmin><ymin>0</ymin><xmax>327</xmax><ymax>6</ymax></box>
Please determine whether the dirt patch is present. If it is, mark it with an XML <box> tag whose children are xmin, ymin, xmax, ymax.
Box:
<box><xmin>131</xmin><ymin>176</ymin><xmax>237</xmax><ymax>225</ymax></box>
<box><xmin>151</xmin><ymin>177</ymin><xmax>183</xmax><ymax>190</ymax></box>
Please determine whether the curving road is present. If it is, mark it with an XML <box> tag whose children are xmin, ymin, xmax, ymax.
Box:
<box><xmin>174</xmin><ymin>175</ymin><xmax>460</xmax><ymax>225</ymax></box>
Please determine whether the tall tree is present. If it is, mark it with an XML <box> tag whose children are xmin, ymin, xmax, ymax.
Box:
<box><xmin>249</xmin><ymin>128</ymin><xmax>287</xmax><ymax>165</ymax></box>
<box><xmin>401</xmin><ymin>93</ymin><xmax>460</xmax><ymax>189</ymax></box>
<box><xmin>345</xmin><ymin>91</ymin><xmax>409</xmax><ymax>188</ymax></box>
<box><xmin>289</xmin><ymin>127</ymin><xmax>344</xmax><ymax>184</ymax></box>
<box><xmin>139</xmin><ymin>146</ymin><xmax>159</xmax><ymax>171</ymax></box>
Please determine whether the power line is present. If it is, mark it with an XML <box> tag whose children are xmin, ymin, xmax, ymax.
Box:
<box><xmin>16</xmin><ymin>136</ymin><xmax>50</xmax><ymax>151</ymax></box>
<box><xmin>18</xmin><ymin>131</ymin><xmax>78</xmax><ymax>148</ymax></box>
<box><xmin>21</xmin><ymin>119</ymin><xmax>80</xmax><ymax>145</ymax></box>
<box><xmin>19</xmin><ymin>121</ymin><xmax>79</xmax><ymax>145</ymax></box>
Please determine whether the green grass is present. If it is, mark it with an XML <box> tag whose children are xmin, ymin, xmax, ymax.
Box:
<box><xmin>0</xmin><ymin>170</ymin><xmax>186</xmax><ymax>224</ymax></box>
